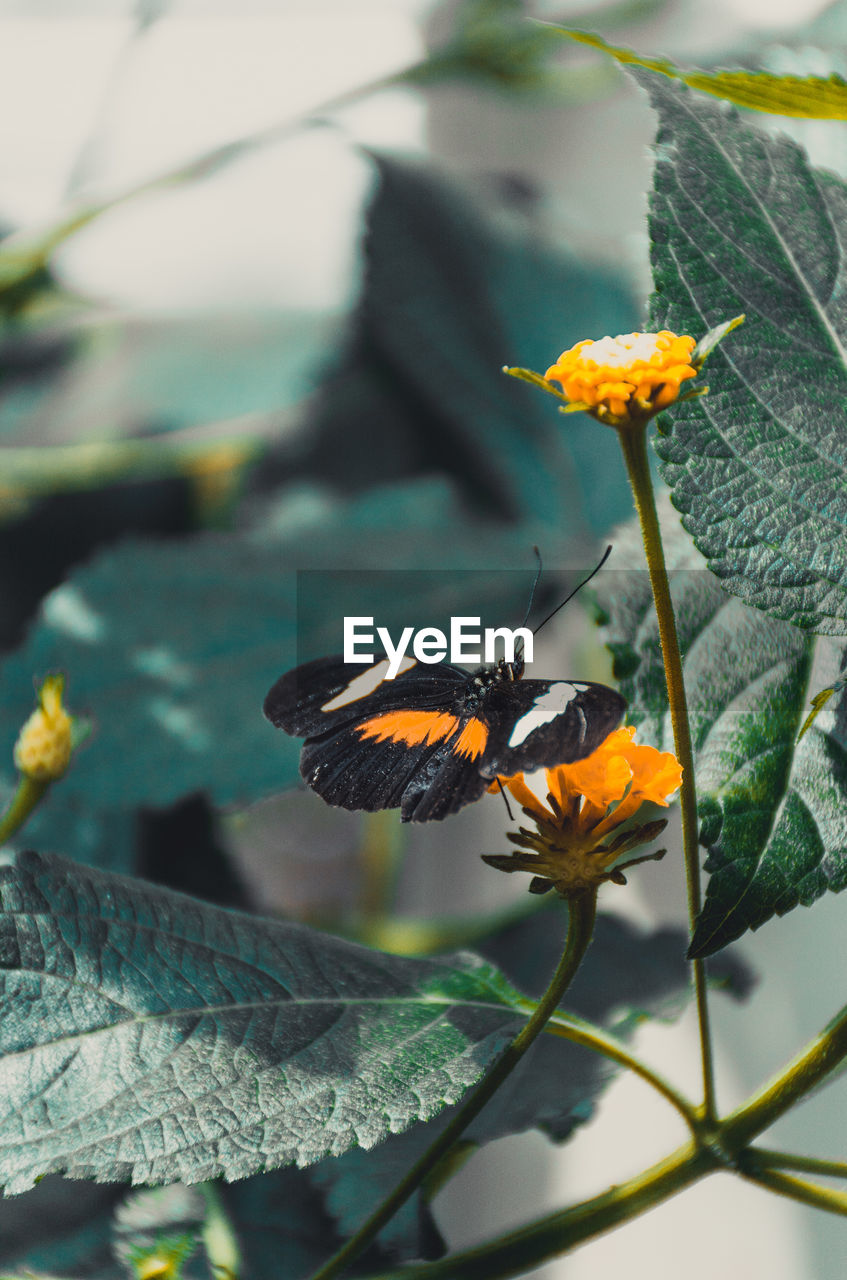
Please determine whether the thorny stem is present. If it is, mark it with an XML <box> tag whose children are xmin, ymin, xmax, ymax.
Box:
<box><xmin>307</xmin><ymin>891</ymin><xmax>598</xmax><ymax>1280</ymax></box>
<box><xmin>615</xmin><ymin>422</ymin><xmax>716</xmax><ymax>1122</ymax></box>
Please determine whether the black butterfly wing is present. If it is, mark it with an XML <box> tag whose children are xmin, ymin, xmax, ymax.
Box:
<box><xmin>298</xmin><ymin>719</ymin><xmax>492</xmax><ymax>821</ymax></box>
<box><xmin>264</xmin><ymin>655</ymin><xmax>488</xmax><ymax>820</ymax></box>
<box><xmin>479</xmin><ymin>679</ymin><xmax>626</xmax><ymax>779</ymax></box>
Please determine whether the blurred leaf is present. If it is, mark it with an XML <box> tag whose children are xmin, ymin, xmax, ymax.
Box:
<box><xmin>113</xmin><ymin>1185</ymin><xmax>206</xmax><ymax>1279</ymax></box>
<box><xmin>0</xmin><ymin>1176</ymin><xmax>122</xmax><ymax>1279</ymax></box>
<box><xmin>221</xmin><ymin>1166</ymin><xmax>394</xmax><ymax>1278</ymax></box>
<box><xmin>311</xmin><ymin>898</ymin><xmax>746</xmax><ymax>1261</ymax></box>
<box><xmin>551</xmin><ymin>26</ymin><xmax>847</xmax><ymax>117</ymax></box>
<box><xmin>0</xmin><ymin>850</ymin><xmax>531</xmax><ymax>1193</ymax></box>
<box><xmin>639</xmin><ymin>71</ymin><xmax>847</xmax><ymax>634</ymax></box>
<box><xmin>301</xmin><ymin>153</ymin><xmax>637</xmax><ymax>532</ymax></box>
<box><xmin>0</xmin><ymin>312</ymin><xmax>340</xmax><ymax>446</ymax></box>
<box><xmin>600</xmin><ymin>550</ymin><xmax>847</xmax><ymax>956</ymax></box>
<box><xmin>409</xmin><ymin>0</ymin><xmax>572</xmax><ymax>94</ymax></box>
<box><xmin>0</xmin><ymin>1167</ymin><xmax>389</xmax><ymax>1280</ymax></box>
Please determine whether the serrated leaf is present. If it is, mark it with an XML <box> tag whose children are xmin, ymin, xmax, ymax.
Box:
<box><xmin>600</xmin><ymin>554</ymin><xmax>847</xmax><ymax>955</ymax></box>
<box><xmin>638</xmin><ymin>71</ymin><xmax>847</xmax><ymax>634</ymax></box>
<box><xmin>0</xmin><ymin>850</ymin><xmax>533</xmax><ymax>1194</ymax></box>
<box><xmin>549</xmin><ymin>26</ymin><xmax>847</xmax><ymax>118</ymax></box>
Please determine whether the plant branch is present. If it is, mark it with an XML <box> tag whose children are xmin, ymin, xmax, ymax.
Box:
<box><xmin>359</xmin><ymin>1138</ymin><xmax>714</xmax><ymax>1280</ymax></box>
<box><xmin>615</xmin><ymin>421</ymin><xmax>715</xmax><ymax>1121</ymax></box>
<box><xmin>540</xmin><ymin>1010</ymin><xmax>699</xmax><ymax>1131</ymax></box>
<box><xmin>740</xmin><ymin>1166</ymin><xmax>847</xmax><ymax>1218</ymax></box>
<box><xmin>744</xmin><ymin>1148</ymin><xmax>847</xmax><ymax>1180</ymax></box>
<box><xmin>308</xmin><ymin>891</ymin><xmax>599</xmax><ymax>1280</ymax></box>
<box><xmin>721</xmin><ymin>1002</ymin><xmax>847</xmax><ymax>1150</ymax></box>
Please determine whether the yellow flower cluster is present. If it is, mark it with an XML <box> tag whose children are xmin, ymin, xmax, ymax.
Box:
<box><xmin>544</xmin><ymin>331</ymin><xmax>697</xmax><ymax>424</ymax></box>
<box><xmin>485</xmin><ymin>728</ymin><xmax>682</xmax><ymax>897</ymax></box>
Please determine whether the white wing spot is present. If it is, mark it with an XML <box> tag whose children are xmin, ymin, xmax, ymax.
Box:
<box><xmin>508</xmin><ymin>682</ymin><xmax>580</xmax><ymax>748</ymax></box>
<box><xmin>321</xmin><ymin>655</ymin><xmax>416</xmax><ymax>711</ymax></box>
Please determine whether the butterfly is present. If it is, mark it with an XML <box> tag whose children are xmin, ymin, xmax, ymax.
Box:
<box><xmin>264</xmin><ymin>649</ymin><xmax>625</xmax><ymax>822</ymax></box>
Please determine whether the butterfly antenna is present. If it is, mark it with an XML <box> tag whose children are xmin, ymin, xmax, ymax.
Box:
<box><xmin>513</xmin><ymin>547</ymin><xmax>543</xmax><ymax>665</ymax></box>
<box><xmin>531</xmin><ymin>545</ymin><xmax>613</xmax><ymax>638</ymax></box>
<box><xmin>519</xmin><ymin>547</ymin><xmax>544</xmax><ymax>631</ymax></box>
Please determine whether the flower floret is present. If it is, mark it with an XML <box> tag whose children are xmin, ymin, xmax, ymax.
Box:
<box><xmin>544</xmin><ymin>331</ymin><xmax>697</xmax><ymax>425</ymax></box>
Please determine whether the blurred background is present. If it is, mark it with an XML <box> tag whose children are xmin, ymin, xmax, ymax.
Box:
<box><xmin>1</xmin><ymin>0</ymin><xmax>847</xmax><ymax>1276</ymax></box>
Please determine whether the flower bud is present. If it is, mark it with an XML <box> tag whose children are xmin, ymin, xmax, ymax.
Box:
<box><xmin>13</xmin><ymin>673</ymin><xmax>72</xmax><ymax>781</ymax></box>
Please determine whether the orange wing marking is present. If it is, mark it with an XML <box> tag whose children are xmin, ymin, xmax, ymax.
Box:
<box><xmin>453</xmin><ymin>717</ymin><xmax>489</xmax><ymax>759</ymax></box>
<box><xmin>357</xmin><ymin>710</ymin><xmax>460</xmax><ymax>747</ymax></box>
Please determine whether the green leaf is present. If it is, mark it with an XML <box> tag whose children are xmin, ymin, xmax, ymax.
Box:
<box><xmin>638</xmin><ymin>71</ymin><xmax>847</xmax><ymax>634</ymax></box>
<box><xmin>600</xmin><ymin>544</ymin><xmax>847</xmax><ymax>956</ymax></box>
<box><xmin>548</xmin><ymin>26</ymin><xmax>847</xmax><ymax>118</ymax></box>
<box><xmin>0</xmin><ymin>849</ymin><xmax>533</xmax><ymax>1194</ymax></box>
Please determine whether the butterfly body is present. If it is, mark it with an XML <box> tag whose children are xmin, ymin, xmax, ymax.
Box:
<box><xmin>264</xmin><ymin>651</ymin><xmax>625</xmax><ymax>822</ymax></box>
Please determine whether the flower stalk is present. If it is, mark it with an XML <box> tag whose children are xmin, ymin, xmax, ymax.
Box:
<box><xmin>616</xmin><ymin>418</ymin><xmax>716</xmax><ymax>1122</ymax></box>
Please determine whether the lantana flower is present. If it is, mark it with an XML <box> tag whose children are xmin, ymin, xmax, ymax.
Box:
<box><xmin>483</xmin><ymin>727</ymin><xmax>682</xmax><ymax>897</ymax></box>
<box><xmin>543</xmin><ymin>331</ymin><xmax>698</xmax><ymax>428</ymax></box>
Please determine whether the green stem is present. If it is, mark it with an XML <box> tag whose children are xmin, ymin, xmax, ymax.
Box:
<box><xmin>360</xmin><ymin>1138</ymin><xmax>714</xmax><ymax>1280</ymax></box>
<box><xmin>308</xmin><ymin>892</ymin><xmax>599</xmax><ymax>1280</ymax></box>
<box><xmin>740</xmin><ymin>1166</ymin><xmax>847</xmax><ymax>1218</ymax></box>
<box><xmin>721</xmin><ymin>1002</ymin><xmax>847</xmax><ymax>1150</ymax></box>
<box><xmin>540</xmin><ymin>1010</ymin><xmax>699</xmax><ymax>1131</ymax></box>
<box><xmin>199</xmin><ymin>1182</ymin><xmax>241</xmax><ymax>1279</ymax></box>
<box><xmin>0</xmin><ymin>776</ymin><xmax>49</xmax><ymax>847</ymax></box>
<box><xmin>745</xmin><ymin>1148</ymin><xmax>847</xmax><ymax>1180</ymax></box>
<box><xmin>616</xmin><ymin>422</ymin><xmax>716</xmax><ymax>1122</ymax></box>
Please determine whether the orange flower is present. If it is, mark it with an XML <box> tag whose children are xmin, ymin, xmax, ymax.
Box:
<box><xmin>483</xmin><ymin>728</ymin><xmax>681</xmax><ymax>897</ymax></box>
<box><xmin>544</xmin><ymin>331</ymin><xmax>697</xmax><ymax>427</ymax></box>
